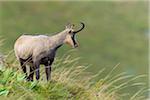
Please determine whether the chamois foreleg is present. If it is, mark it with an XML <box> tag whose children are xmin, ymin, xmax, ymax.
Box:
<box><xmin>45</xmin><ymin>65</ymin><xmax>51</xmax><ymax>81</ymax></box>
<box><xmin>34</xmin><ymin>61</ymin><xmax>40</xmax><ymax>80</ymax></box>
<box><xmin>45</xmin><ymin>59</ymin><xmax>54</xmax><ymax>81</ymax></box>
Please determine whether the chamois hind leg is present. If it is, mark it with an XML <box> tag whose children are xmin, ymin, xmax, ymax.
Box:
<box><xmin>27</xmin><ymin>65</ymin><xmax>34</xmax><ymax>81</ymax></box>
<box><xmin>19</xmin><ymin>59</ymin><xmax>27</xmax><ymax>77</ymax></box>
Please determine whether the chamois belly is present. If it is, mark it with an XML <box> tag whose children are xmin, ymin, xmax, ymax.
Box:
<box><xmin>19</xmin><ymin>51</ymin><xmax>55</xmax><ymax>66</ymax></box>
<box><xmin>19</xmin><ymin>56</ymin><xmax>52</xmax><ymax>66</ymax></box>
<box><xmin>40</xmin><ymin>57</ymin><xmax>51</xmax><ymax>65</ymax></box>
<box><xmin>40</xmin><ymin>51</ymin><xmax>56</xmax><ymax>65</ymax></box>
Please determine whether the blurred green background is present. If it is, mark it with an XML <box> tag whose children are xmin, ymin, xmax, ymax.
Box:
<box><xmin>0</xmin><ymin>1</ymin><xmax>148</xmax><ymax>86</ymax></box>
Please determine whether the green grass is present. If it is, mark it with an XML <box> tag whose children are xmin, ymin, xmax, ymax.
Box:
<box><xmin>0</xmin><ymin>49</ymin><xmax>148</xmax><ymax>100</ymax></box>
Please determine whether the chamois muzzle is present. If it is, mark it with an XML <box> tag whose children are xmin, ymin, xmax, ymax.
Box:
<box><xmin>71</xmin><ymin>34</ymin><xmax>78</xmax><ymax>48</ymax></box>
<box><xmin>73</xmin><ymin>22</ymin><xmax>85</xmax><ymax>34</ymax></box>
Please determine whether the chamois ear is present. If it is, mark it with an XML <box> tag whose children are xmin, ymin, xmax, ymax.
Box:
<box><xmin>71</xmin><ymin>24</ymin><xmax>75</xmax><ymax>28</ymax></box>
<box><xmin>65</xmin><ymin>23</ymin><xmax>74</xmax><ymax>29</ymax></box>
<box><xmin>65</xmin><ymin>23</ymin><xmax>71</xmax><ymax>29</ymax></box>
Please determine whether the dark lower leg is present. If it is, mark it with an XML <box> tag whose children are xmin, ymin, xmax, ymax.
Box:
<box><xmin>27</xmin><ymin>67</ymin><xmax>34</xmax><ymax>81</ymax></box>
<box><xmin>20</xmin><ymin>61</ymin><xmax>27</xmax><ymax>77</ymax></box>
<box><xmin>34</xmin><ymin>62</ymin><xmax>40</xmax><ymax>80</ymax></box>
<box><xmin>45</xmin><ymin>66</ymin><xmax>51</xmax><ymax>81</ymax></box>
<box><xmin>36</xmin><ymin>69</ymin><xmax>40</xmax><ymax>80</ymax></box>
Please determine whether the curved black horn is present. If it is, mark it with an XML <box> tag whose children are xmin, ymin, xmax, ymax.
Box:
<box><xmin>73</xmin><ymin>22</ymin><xmax>85</xmax><ymax>34</ymax></box>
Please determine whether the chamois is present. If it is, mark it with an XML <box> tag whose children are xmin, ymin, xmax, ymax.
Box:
<box><xmin>14</xmin><ymin>22</ymin><xmax>85</xmax><ymax>81</ymax></box>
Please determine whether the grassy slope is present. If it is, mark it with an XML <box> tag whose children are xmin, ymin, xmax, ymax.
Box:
<box><xmin>0</xmin><ymin>52</ymin><xmax>147</xmax><ymax>100</ymax></box>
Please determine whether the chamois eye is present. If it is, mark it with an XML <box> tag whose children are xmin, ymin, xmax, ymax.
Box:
<box><xmin>69</xmin><ymin>30</ymin><xmax>72</xmax><ymax>33</ymax></box>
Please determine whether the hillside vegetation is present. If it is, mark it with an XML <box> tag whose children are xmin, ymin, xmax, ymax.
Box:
<box><xmin>0</xmin><ymin>50</ymin><xmax>148</xmax><ymax>100</ymax></box>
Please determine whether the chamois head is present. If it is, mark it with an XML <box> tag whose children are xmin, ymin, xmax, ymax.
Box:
<box><xmin>64</xmin><ymin>22</ymin><xmax>85</xmax><ymax>48</ymax></box>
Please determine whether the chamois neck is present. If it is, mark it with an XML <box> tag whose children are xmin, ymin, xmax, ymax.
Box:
<box><xmin>49</xmin><ymin>30</ymin><xmax>67</xmax><ymax>48</ymax></box>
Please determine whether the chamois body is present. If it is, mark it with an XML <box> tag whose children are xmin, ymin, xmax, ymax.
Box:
<box><xmin>14</xmin><ymin>23</ymin><xmax>85</xmax><ymax>81</ymax></box>
<box><xmin>15</xmin><ymin>33</ymin><xmax>66</xmax><ymax>62</ymax></box>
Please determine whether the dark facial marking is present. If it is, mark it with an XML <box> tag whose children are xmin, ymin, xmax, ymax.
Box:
<box><xmin>69</xmin><ymin>30</ymin><xmax>72</xmax><ymax>33</ymax></box>
<box><xmin>71</xmin><ymin>34</ymin><xmax>77</xmax><ymax>46</ymax></box>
